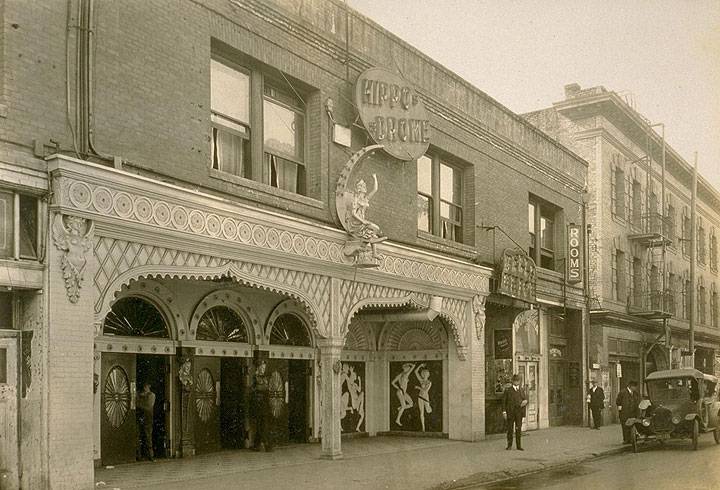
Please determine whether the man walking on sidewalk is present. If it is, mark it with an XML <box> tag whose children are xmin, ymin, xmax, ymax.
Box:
<box><xmin>616</xmin><ymin>380</ymin><xmax>640</xmax><ymax>444</ymax></box>
<box><xmin>587</xmin><ymin>378</ymin><xmax>605</xmax><ymax>429</ymax></box>
<box><xmin>503</xmin><ymin>374</ymin><xmax>528</xmax><ymax>450</ymax></box>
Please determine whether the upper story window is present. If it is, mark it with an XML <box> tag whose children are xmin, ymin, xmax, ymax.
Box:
<box><xmin>698</xmin><ymin>217</ymin><xmax>706</xmax><ymax>265</ymax></box>
<box><xmin>681</xmin><ymin>209</ymin><xmax>691</xmax><ymax>256</ymax></box>
<box><xmin>612</xmin><ymin>249</ymin><xmax>626</xmax><ymax>302</ymax></box>
<box><xmin>210</xmin><ymin>56</ymin><xmax>307</xmax><ymax>195</ymax></box>
<box><xmin>631</xmin><ymin>179</ymin><xmax>642</xmax><ymax>230</ymax></box>
<box><xmin>610</xmin><ymin>156</ymin><xmax>625</xmax><ymax>221</ymax></box>
<box><xmin>528</xmin><ymin>198</ymin><xmax>558</xmax><ymax>270</ymax></box>
<box><xmin>711</xmin><ymin>284</ymin><xmax>718</xmax><ymax>328</ymax></box>
<box><xmin>698</xmin><ymin>279</ymin><xmax>707</xmax><ymax>325</ymax></box>
<box><xmin>416</xmin><ymin>154</ymin><xmax>464</xmax><ymax>243</ymax></box>
<box><xmin>0</xmin><ymin>190</ymin><xmax>40</xmax><ymax>260</ymax></box>
<box><xmin>666</xmin><ymin>198</ymin><xmax>676</xmax><ymax>244</ymax></box>
<box><xmin>710</xmin><ymin>229</ymin><xmax>718</xmax><ymax>271</ymax></box>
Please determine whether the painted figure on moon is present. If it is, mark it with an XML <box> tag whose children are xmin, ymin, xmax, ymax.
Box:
<box><xmin>346</xmin><ymin>174</ymin><xmax>383</xmax><ymax>241</ymax></box>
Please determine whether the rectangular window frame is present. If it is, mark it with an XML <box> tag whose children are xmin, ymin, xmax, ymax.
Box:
<box><xmin>0</xmin><ymin>190</ymin><xmax>41</xmax><ymax>261</ymax></box>
<box><xmin>210</xmin><ymin>53</ymin><xmax>309</xmax><ymax>196</ymax></box>
<box><xmin>416</xmin><ymin>153</ymin><xmax>464</xmax><ymax>244</ymax></box>
<box><xmin>528</xmin><ymin>197</ymin><xmax>558</xmax><ymax>271</ymax></box>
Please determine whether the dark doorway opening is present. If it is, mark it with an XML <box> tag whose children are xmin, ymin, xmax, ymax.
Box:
<box><xmin>136</xmin><ymin>355</ymin><xmax>169</xmax><ymax>459</ymax></box>
<box><xmin>220</xmin><ymin>357</ymin><xmax>247</xmax><ymax>449</ymax></box>
<box><xmin>287</xmin><ymin>359</ymin><xmax>310</xmax><ymax>443</ymax></box>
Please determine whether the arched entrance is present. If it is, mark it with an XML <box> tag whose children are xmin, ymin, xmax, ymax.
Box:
<box><xmin>100</xmin><ymin>296</ymin><xmax>174</xmax><ymax>465</ymax></box>
<box><xmin>261</xmin><ymin>300</ymin><xmax>315</xmax><ymax>446</ymax></box>
<box><xmin>192</xmin><ymin>304</ymin><xmax>252</xmax><ymax>453</ymax></box>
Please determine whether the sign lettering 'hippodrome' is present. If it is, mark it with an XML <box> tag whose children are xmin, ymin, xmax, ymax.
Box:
<box><xmin>496</xmin><ymin>249</ymin><xmax>537</xmax><ymax>304</ymax></box>
<box><xmin>567</xmin><ymin>223</ymin><xmax>582</xmax><ymax>285</ymax></box>
<box><xmin>355</xmin><ymin>67</ymin><xmax>431</xmax><ymax>161</ymax></box>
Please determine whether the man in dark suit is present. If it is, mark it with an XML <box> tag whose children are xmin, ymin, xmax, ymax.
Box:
<box><xmin>587</xmin><ymin>378</ymin><xmax>605</xmax><ymax>429</ymax></box>
<box><xmin>616</xmin><ymin>380</ymin><xmax>641</xmax><ymax>443</ymax></box>
<box><xmin>503</xmin><ymin>374</ymin><xmax>528</xmax><ymax>450</ymax></box>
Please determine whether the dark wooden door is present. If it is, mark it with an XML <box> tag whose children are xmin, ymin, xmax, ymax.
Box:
<box><xmin>101</xmin><ymin>353</ymin><xmax>137</xmax><ymax>465</ymax></box>
<box><xmin>549</xmin><ymin>361</ymin><xmax>565</xmax><ymax>426</ymax></box>
<box><xmin>220</xmin><ymin>357</ymin><xmax>246</xmax><ymax>449</ymax></box>
<box><xmin>265</xmin><ymin>359</ymin><xmax>289</xmax><ymax>445</ymax></box>
<box><xmin>193</xmin><ymin>356</ymin><xmax>221</xmax><ymax>454</ymax></box>
<box><xmin>288</xmin><ymin>360</ymin><xmax>310</xmax><ymax>443</ymax></box>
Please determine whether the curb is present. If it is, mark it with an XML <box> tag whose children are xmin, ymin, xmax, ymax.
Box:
<box><xmin>431</xmin><ymin>445</ymin><xmax>628</xmax><ymax>490</ymax></box>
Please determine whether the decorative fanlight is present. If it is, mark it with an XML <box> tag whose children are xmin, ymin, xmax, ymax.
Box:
<box><xmin>270</xmin><ymin>313</ymin><xmax>311</xmax><ymax>346</ymax></box>
<box><xmin>196</xmin><ymin>306</ymin><xmax>248</xmax><ymax>342</ymax></box>
<box><xmin>104</xmin><ymin>297</ymin><xmax>169</xmax><ymax>338</ymax></box>
<box><xmin>195</xmin><ymin>368</ymin><xmax>216</xmax><ymax>423</ymax></box>
<box><xmin>104</xmin><ymin>366</ymin><xmax>131</xmax><ymax>429</ymax></box>
<box><xmin>268</xmin><ymin>370</ymin><xmax>285</xmax><ymax>418</ymax></box>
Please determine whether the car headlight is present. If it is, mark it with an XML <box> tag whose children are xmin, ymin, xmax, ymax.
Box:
<box><xmin>642</xmin><ymin>418</ymin><xmax>651</xmax><ymax>427</ymax></box>
<box><xmin>672</xmin><ymin>416</ymin><xmax>681</xmax><ymax>424</ymax></box>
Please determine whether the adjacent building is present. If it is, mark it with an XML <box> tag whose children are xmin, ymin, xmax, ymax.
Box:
<box><xmin>1</xmin><ymin>1</ymin><xmax>587</xmax><ymax>488</ymax></box>
<box><xmin>526</xmin><ymin>83</ymin><xmax>720</xmax><ymax>423</ymax></box>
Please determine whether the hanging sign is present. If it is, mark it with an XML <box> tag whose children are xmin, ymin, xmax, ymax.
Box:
<box><xmin>354</xmin><ymin>67</ymin><xmax>430</xmax><ymax>161</ymax></box>
<box><xmin>567</xmin><ymin>223</ymin><xmax>582</xmax><ymax>285</ymax></box>
<box><xmin>496</xmin><ymin>249</ymin><xmax>537</xmax><ymax>304</ymax></box>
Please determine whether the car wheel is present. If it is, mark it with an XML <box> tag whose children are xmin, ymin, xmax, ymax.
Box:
<box><xmin>714</xmin><ymin>427</ymin><xmax>720</xmax><ymax>445</ymax></box>
<box><xmin>631</xmin><ymin>425</ymin><xmax>638</xmax><ymax>453</ymax></box>
<box><xmin>692</xmin><ymin>419</ymin><xmax>699</xmax><ymax>451</ymax></box>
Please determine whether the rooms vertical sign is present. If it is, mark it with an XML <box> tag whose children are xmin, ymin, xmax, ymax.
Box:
<box><xmin>567</xmin><ymin>223</ymin><xmax>582</xmax><ymax>284</ymax></box>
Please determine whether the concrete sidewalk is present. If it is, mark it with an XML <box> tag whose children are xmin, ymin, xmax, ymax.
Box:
<box><xmin>94</xmin><ymin>425</ymin><xmax>627</xmax><ymax>490</ymax></box>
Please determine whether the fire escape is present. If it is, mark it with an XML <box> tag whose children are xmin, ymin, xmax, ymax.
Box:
<box><xmin>626</xmin><ymin>125</ymin><xmax>672</xmax><ymax>323</ymax></box>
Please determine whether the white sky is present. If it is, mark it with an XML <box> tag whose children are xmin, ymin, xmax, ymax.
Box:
<box><xmin>348</xmin><ymin>0</ymin><xmax>720</xmax><ymax>191</ymax></box>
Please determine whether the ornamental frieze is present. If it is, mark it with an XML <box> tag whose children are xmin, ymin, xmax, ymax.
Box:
<box><xmin>56</xmin><ymin>176</ymin><xmax>489</xmax><ymax>293</ymax></box>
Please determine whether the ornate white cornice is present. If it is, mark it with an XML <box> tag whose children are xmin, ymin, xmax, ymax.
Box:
<box><xmin>48</xmin><ymin>155</ymin><xmax>491</xmax><ymax>297</ymax></box>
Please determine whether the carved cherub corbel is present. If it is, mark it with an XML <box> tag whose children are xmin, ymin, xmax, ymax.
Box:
<box><xmin>52</xmin><ymin>214</ymin><xmax>94</xmax><ymax>303</ymax></box>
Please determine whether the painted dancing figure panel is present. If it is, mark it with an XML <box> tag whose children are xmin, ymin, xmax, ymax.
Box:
<box><xmin>339</xmin><ymin>362</ymin><xmax>366</xmax><ymax>433</ymax></box>
<box><xmin>389</xmin><ymin>360</ymin><xmax>442</xmax><ymax>432</ymax></box>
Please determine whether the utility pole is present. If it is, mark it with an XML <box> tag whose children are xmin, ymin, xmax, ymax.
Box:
<box><xmin>689</xmin><ymin>152</ymin><xmax>698</xmax><ymax>368</ymax></box>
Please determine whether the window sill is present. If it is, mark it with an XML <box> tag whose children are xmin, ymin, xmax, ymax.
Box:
<box><xmin>416</xmin><ymin>230</ymin><xmax>476</xmax><ymax>257</ymax></box>
<box><xmin>208</xmin><ymin>168</ymin><xmax>324</xmax><ymax>210</ymax></box>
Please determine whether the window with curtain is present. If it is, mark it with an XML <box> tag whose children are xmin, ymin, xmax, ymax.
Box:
<box><xmin>210</xmin><ymin>59</ymin><xmax>251</xmax><ymax>178</ymax></box>
<box><xmin>210</xmin><ymin>54</ymin><xmax>308</xmax><ymax>195</ymax></box>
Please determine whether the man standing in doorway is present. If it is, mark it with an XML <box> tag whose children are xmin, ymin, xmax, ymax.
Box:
<box><xmin>503</xmin><ymin>374</ymin><xmax>528</xmax><ymax>450</ymax></box>
<box><xmin>137</xmin><ymin>383</ymin><xmax>156</xmax><ymax>461</ymax></box>
<box><xmin>587</xmin><ymin>378</ymin><xmax>605</xmax><ymax>429</ymax></box>
<box><xmin>616</xmin><ymin>380</ymin><xmax>640</xmax><ymax>444</ymax></box>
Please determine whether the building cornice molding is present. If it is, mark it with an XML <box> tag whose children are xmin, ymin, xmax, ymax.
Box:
<box><xmin>48</xmin><ymin>156</ymin><xmax>491</xmax><ymax>299</ymax></box>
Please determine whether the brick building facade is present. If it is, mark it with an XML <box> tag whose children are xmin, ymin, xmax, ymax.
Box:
<box><xmin>1</xmin><ymin>1</ymin><xmax>586</xmax><ymax>488</ymax></box>
<box><xmin>526</xmin><ymin>84</ymin><xmax>720</xmax><ymax>423</ymax></box>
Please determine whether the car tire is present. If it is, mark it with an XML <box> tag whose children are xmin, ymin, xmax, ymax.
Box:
<box><xmin>631</xmin><ymin>425</ymin><xmax>638</xmax><ymax>453</ymax></box>
<box><xmin>692</xmin><ymin>419</ymin><xmax>699</xmax><ymax>451</ymax></box>
<box><xmin>714</xmin><ymin>427</ymin><xmax>720</xmax><ymax>445</ymax></box>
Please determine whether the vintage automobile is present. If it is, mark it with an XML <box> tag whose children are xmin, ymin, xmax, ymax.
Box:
<box><xmin>627</xmin><ymin>368</ymin><xmax>720</xmax><ymax>452</ymax></box>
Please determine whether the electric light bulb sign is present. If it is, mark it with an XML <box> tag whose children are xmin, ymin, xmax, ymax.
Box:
<box><xmin>354</xmin><ymin>67</ymin><xmax>431</xmax><ymax>161</ymax></box>
<box><xmin>567</xmin><ymin>223</ymin><xmax>583</xmax><ymax>285</ymax></box>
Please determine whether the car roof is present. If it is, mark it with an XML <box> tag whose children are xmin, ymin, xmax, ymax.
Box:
<box><xmin>645</xmin><ymin>368</ymin><xmax>719</xmax><ymax>383</ymax></box>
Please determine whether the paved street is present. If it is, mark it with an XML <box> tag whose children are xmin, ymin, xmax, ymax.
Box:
<box><xmin>95</xmin><ymin>426</ymin><xmax>626</xmax><ymax>490</ymax></box>
<box><xmin>474</xmin><ymin>436</ymin><xmax>720</xmax><ymax>490</ymax></box>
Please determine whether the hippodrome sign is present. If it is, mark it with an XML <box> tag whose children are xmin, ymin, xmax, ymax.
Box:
<box><xmin>354</xmin><ymin>67</ymin><xmax>430</xmax><ymax>161</ymax></box>
<box><xmin>567</xmin><ymin>223</ymin><xmax>582</xmax><ymax>285</ymax></box>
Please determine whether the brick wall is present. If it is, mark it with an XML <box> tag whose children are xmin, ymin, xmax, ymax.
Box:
<box><xmin>46</xmin><ymin>229</ymin><xmax>96</xmax><ymax>489</ymax></box>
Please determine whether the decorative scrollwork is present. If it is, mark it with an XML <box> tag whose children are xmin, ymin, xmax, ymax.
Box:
<box><xmin>52</xmin><ymin>213</ymin><xmax>94</xmax><ymax>303</ymax></box>
<box><xmin>103</xmin><ymin>366</ymin><xmax>131</xmax><ymax>429</ymax></box>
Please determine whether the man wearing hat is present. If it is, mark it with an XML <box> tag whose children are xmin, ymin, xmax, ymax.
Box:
<box><xmin>502</xmin><ymin>374</ymin><xmax>528</xmax><ymax>450</ymax></box>
<box><xmin>587</xmin><ymin>378</ymin><xmax>605</xmax><ymax>429</ymax></box>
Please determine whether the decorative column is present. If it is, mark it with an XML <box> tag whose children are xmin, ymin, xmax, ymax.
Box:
<box><xmin>470</xmin><ymin>295</ymin><xmax>487</xmax><ymax>439</ymax></box>
<box><xmin>317</xmin><ymin>337</ymin><xmax>344</xmax><ymax>459</ymax></box>
<box><xmin>177</xmin><ymin>349</ymin><xmax>195</xmax><ymax>457</ymax></box>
